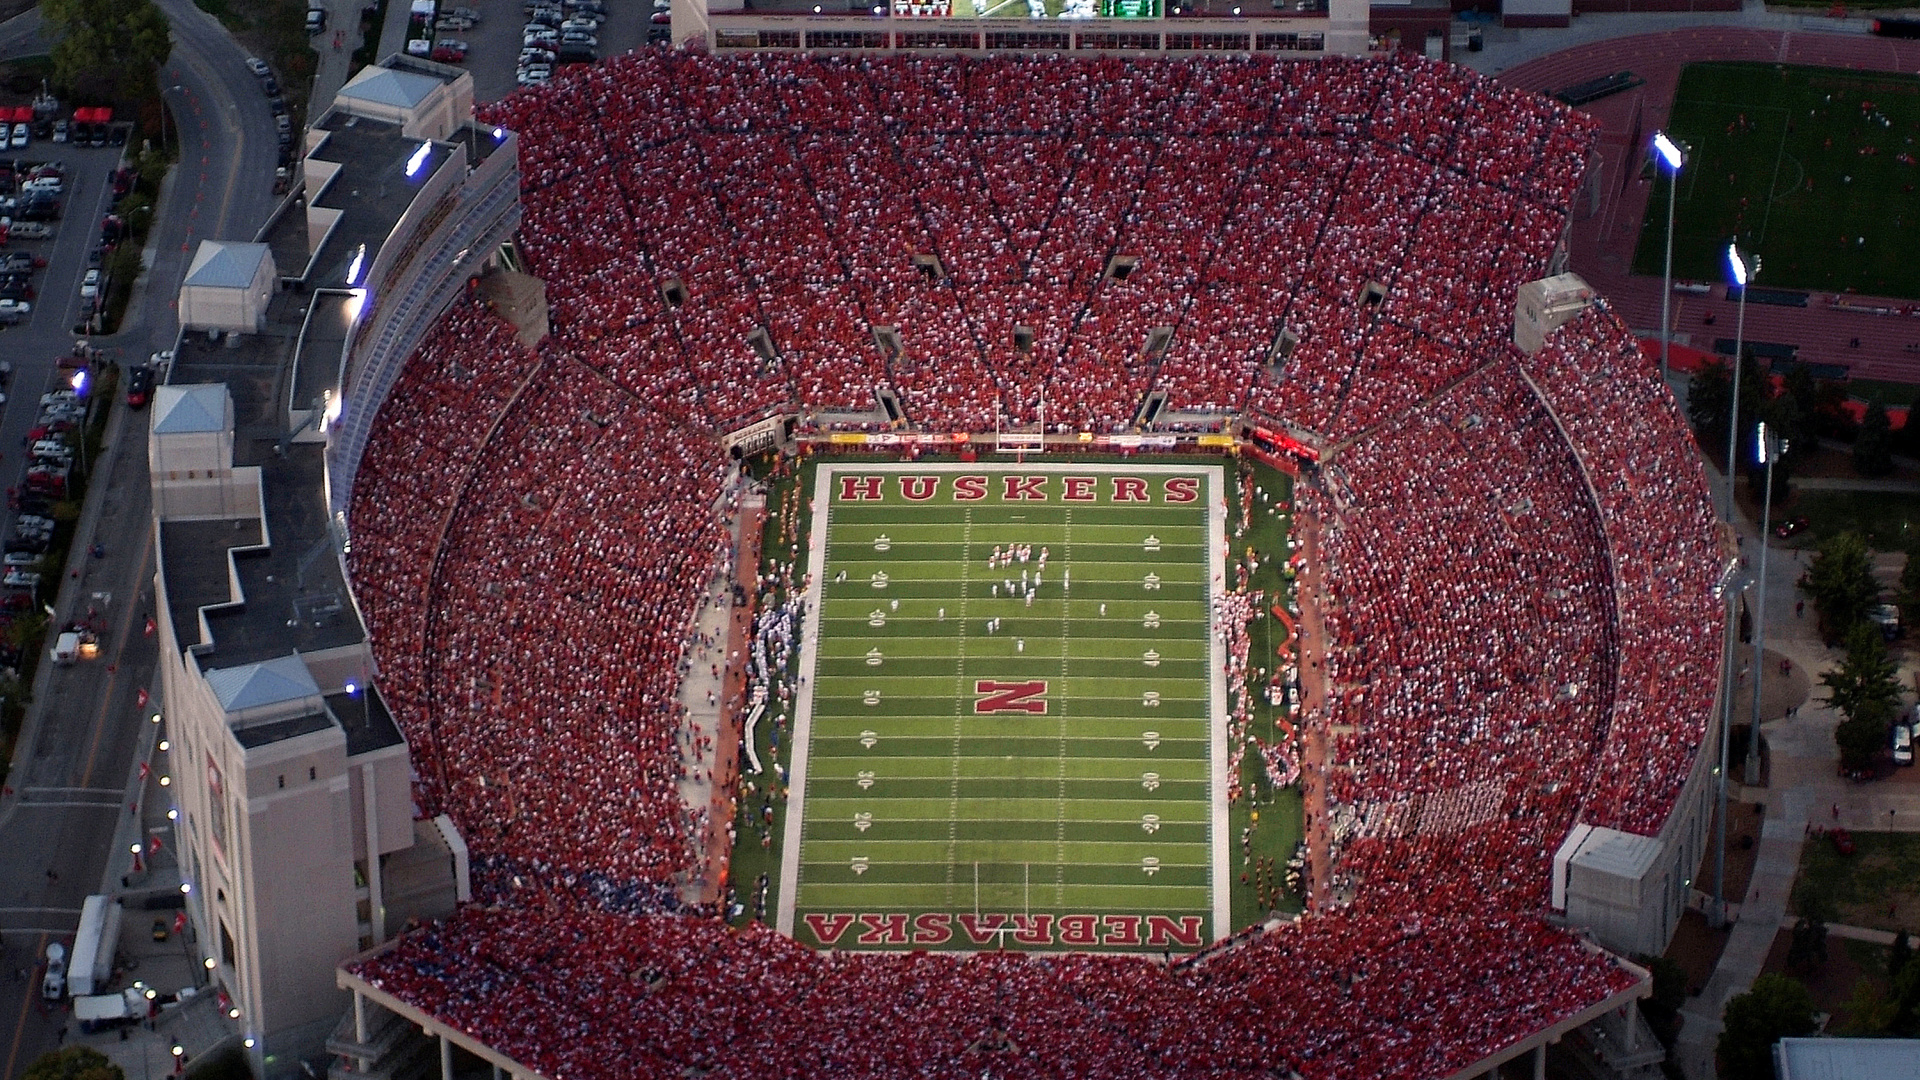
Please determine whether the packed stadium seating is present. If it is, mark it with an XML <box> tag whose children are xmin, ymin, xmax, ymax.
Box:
<box><xmin>350</xmin><ymin>897</ymin><xmax>1636</xmax><ymax>1080</ymax></box>
<box><xmin>342</xmin><ymin>49</ymin><xmax>1718</xmax><ymax>1080</ymax></box>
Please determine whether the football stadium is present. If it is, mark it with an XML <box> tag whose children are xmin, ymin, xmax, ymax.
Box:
<box><xmin>295</xmin><ymin>46</ymin><xmax>1720</xmax><ymax>1080</ymax></box>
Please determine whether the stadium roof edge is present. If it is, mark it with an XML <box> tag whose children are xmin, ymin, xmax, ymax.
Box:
<box><xmin>1438</xmin><ymin>945</ymin><xmax>1650</xmax><ymax>1080</ymax></box>
<box><xmin>336</xmin><ymin>951</ymin><xmax>555</xmax><ymax>1080</ymax></box>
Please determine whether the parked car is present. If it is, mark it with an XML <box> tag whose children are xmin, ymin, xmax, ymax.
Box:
<box><xmin>1896</xmin><ymin>723</ymin><xmax>1915</xmax><ymax>767</ymax></box>
<box><xmin>79</xmin><ymin>268</ymin><xmax>100</xmax><ymax>300</ymax></box>
<box><xmin>126</xmin><ymin>365</ymin><xmax>154</xmax><ymax>408</ymax></box>
<box><xmin>51</xmin><ymin>119</ymin><xmax>68</xmax><ymax>143</ymax></box>
<box><xmin>245</xmin><ymin>56</ymin><xmax>271</xmax><ymax>77</ymax></box>
<box><xmin>305</xmin><ymin>7</ymin><xmax>327</xmax><ymax>33</ymax></box>
<box><xmin>430</xmin><ymin>46</ymin><xmax>466</xmax><ymax>63</ymax></box>
<box><xmin>435</xmin><ymin>15</ymin><xmax>474</xmax><ymax>30</ymax></box>
<box><xmin>9</xmin><ymin>124</ymin><xmax>27</xmax><ymax>150</ymax></box>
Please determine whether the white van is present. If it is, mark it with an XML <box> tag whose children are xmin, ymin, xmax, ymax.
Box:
<box><xmin>1896</xmin><ymin>723</ymin><xmax>1914</xmax><ymax>767</ymax></box>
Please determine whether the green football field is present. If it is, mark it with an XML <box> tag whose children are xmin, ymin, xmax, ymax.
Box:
<box><xmin>1633</xmin><ymin>62</ymin><xmax>1920</xmax><ymax>298</ymax></box>
<box><xmin>777</xmin><ymin>462</ymin><xmax>1227</xmax><ymax>953</ymax></box>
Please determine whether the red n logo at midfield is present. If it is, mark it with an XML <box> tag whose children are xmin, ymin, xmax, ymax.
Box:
<box><xmin>974</xmin><ymin>680</ymin><xmax>1048</xmax><ymax>714</ymax></box>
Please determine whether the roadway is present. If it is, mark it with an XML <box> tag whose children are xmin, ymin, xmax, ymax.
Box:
<box><xmin>0</xmin><ymin>0</ymin><xmax>280</xmax><ymax>1074</ymax></box>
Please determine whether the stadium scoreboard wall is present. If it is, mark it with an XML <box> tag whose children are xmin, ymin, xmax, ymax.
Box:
<box><xmin>778</xmin><ymin>461</ymin><xmax>1229</xmax><ymax>952</ymax></box>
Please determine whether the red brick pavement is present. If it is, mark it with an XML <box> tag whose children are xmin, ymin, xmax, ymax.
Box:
<box><xmin>1498</xmin><ymin>28</ymin><xmax>1920</xmax><ymax>387</ymax></box>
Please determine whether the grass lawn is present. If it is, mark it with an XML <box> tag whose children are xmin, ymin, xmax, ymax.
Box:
<box><xmin>1789</xmin><ymin>489</ymin><xmax>1920</xmax><ymax>550</ymax></box>
<box><xmin>1797</xmin><ymin>830</ymin><xmax>1920</xmax><ymax>935</ymax></box>
<box><xmin>1634</xmin><ymin>63</ymin><xmax>1920</xmax><ymax>298</ymax></box>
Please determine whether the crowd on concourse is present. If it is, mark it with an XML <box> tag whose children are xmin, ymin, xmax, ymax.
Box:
<box><xmin>335</xmin><ymin>48</ymin><xmax>1718</xmax><ymax>1080</ymax></box>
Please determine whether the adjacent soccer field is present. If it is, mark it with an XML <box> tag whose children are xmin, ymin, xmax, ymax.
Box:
<box><xmin>1633</xmin><ymin>62</ymin><xmax>1920</xmax><ymax>297</ymax></box>
<box><xmin>777</xmin><ymin>461</ymin><xmax>1227</xmax><ymax>953</ymax></box>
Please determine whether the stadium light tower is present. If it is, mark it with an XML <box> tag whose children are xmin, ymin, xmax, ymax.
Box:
<box><xmin>1712</xmin><ymin>240</ymin><xmax>1760</xmax><ymax>928</ymax></box>
<box><xmin>1723</xmin><ymin>242</ymin><xmax>1760</xmax><ymax>523</ymax></box>
<box><xmin>1652</xmin><ymin>132</ymin><xmax>1686</xmax><ymax>383</ymax></box>
<box><xmin>1747</xmin><ymin>424</ymin><xmax>1786</xmax><ymax>785</ymax></box>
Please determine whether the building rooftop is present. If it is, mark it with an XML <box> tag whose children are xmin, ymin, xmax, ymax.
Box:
<box><xmin>152</xmin><ymin>384</ymin><xmax>231</xmax><ymax>435</ymax></box>
<box><xmin>306</xmin><ymin>115</ymin><xmax>457</xmax><ymax>288</ymax></box>
<box><xmin>328</xmin><ymin>686</ymin><xmax>404</xmax><ymax>756</ymax></box>
<box><xmin>207</xmin><ymin>655</ymin><xmax>321</xmax><ymax>712</ymax></box>
<box><xmin>1570</xmin><ymin>826</ymin><xmax>1663</xmax><ymax>878</ymax></box>
<box><xmin>232</xmin><ymin>709</ymin><xmax>336</xmax><ymax>750</ymax></box>
<box><xmin>184</xmin><ymin>241</ymin><xmax>273</xmax><ymax>290</ymax></box>
<box><xmin>337</xmin><ymin>65</ymin><xmax>445</xmax><ymax>111</ymax></box>
<box><xmin>157</xmin><ymin>59</ymin><xmax>496</xmax><ymax>751</ymax></box>
<box><xmin>162</xmin><ymin>283</ymin><xmax>366</xmax><ymax>672</ymax></box>
<box><xmin>1776</xmin><ymin>1038</ymin><xmax>1920</xmax><ymax>1080</ymax></box>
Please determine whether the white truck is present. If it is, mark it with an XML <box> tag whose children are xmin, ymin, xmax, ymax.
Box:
<box><xmin>73</xmin><ymin>987</ymin><xmax>149</xmax><ymax>1033</ymax></box>
<box><xmin>52</xmin><ymin>630</ymin><xmax>81</xmax><ymax>665</ymax></box>
<box><xmin>40</xmin><ymin>942</ymin><xmax>65</xmax><ymax>1000</ymax></box>
<box><xmin>66</xmin><ymin>894</ymin><xmax>121</xmax><ymax>997</ymax></box>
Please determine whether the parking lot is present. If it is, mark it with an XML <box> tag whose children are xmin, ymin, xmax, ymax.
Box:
<box><xmin>430</xmin><ymin>0</ymin><xmax>664</xmax><ymax>102</ymax></box>
<box><xmin>0</xmin><ymin>118</ymin><xmax>148</xmax><ymax>627</ymax></box>
<box><xmin>0</xmin><ymin>129</ymin><xmax>137</xmax><ymax>338</ymax></box>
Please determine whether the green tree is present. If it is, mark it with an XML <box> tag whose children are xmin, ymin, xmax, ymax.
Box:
<box><xmin>39</xmin><ymin>0</ymin><xmax>171</xmax><ymax>99</ymax></box>
<box><xmin>1892</xmin><ymin>952</ymin><xmax>1920</xmax><ymax>1036</ymax></box>
<box><xmin>1838</xmin><ymin>711</ymin><xmax>1892</xmax><ymax>773</ymax></box>
<box><xmin>1687</xmin><ymin>354</ymin><xmax>1771</xmax><ymax>473</ymax></box>
<box><xmin>1634</xmin><ymin>953</ymin><xmax>1689</xmax><ymax>1045</ymax></box>
<box><xmin>1899</xmin><ymin>548</ymin><xmax>1920</xmax><ymax>628</ymax></box>
<box><xmin>1856</xmin><ymin>401</ymin><xmax>1896</xmax><ymax>478</ymax></box>
<box><xmin>1717</xmin><ymin>973</ymin><xmax>1818</xmax><ymax>1080</ymax></box>
<box><xmin>1837</xmin><ymin>978</ymin><xmax>1897</xmax><ymax>1035</ymax></box>
<box><xmin>22</xmin><ymin>1047</ymin><xmax>123</xmax><ymax>1080</ymax></box>
<box><xmin>1824</xmin><ymin>621</ymin><xmax>1902</xmax><ymax>722</ymax></box>
<box><xmin>1804</xmin><ymin>532</ymin><xmax>1881</xmax><ymax>640</ymax></box>
<box><xmin>1786</xmin><ymin>916</ymin><xmax>1829</xmax><ymax>973</ymax></box>
<box><xmin>1688</xmin><ymin>358</ymin><xmax>1732</xmax><ymax>453</ymax></box>
<box><xmin>1900</xmin><ymin>396</ymin><xmax>1920</xmax><ymax>459</ymax></box>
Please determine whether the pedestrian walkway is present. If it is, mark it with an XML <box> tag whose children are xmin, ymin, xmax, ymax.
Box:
<box><xmin>1675</xmin><ymin>793</ymin><xmax>1812</xmax><ymax>1080</ymax></box>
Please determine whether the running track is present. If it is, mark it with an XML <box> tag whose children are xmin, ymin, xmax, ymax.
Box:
<box><xmin>1498</xmin><ymin>27</ymin><xmax>1920</xmax><ymax>386</ymax></box>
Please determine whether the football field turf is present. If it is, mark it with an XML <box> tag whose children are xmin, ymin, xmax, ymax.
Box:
<box><xmin>777</xmin><ymin>461</ymin><xmax>1227</xmax><ymax>953</ymax></box>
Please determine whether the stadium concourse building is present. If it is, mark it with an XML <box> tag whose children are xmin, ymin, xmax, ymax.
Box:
<box><xmin>150</xmin><ymin>55</ymin><xmax>519</xmax><ymax>1074</ymax></box>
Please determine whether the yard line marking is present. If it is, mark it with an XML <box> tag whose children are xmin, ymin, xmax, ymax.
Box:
<box><xmin>946</xmin><ymin>507</ymin><xmax>972</xmax><ymax>908</ymax></box>
<box><xmin>1057</xmin><ymin>505</ymin><xmax>1072</xmax><ymax>904</ymax></box>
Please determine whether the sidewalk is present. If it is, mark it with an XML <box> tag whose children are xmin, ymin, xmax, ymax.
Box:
<box><xmin>1674</xmin><ymin>795</ymin><xmax>1812</xmax><ymax>1080</ymax></box>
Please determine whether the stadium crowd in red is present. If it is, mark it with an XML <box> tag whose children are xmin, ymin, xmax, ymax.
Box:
<box><xmin>341</xmin><ymin>49</ymin><xmax>1716</xmax><ymax>1080</ymax></box>
<box><xmin>350</xmin><ymin>897</ymin><xmax>1636</xmax><ymax>1079</ymax></box>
